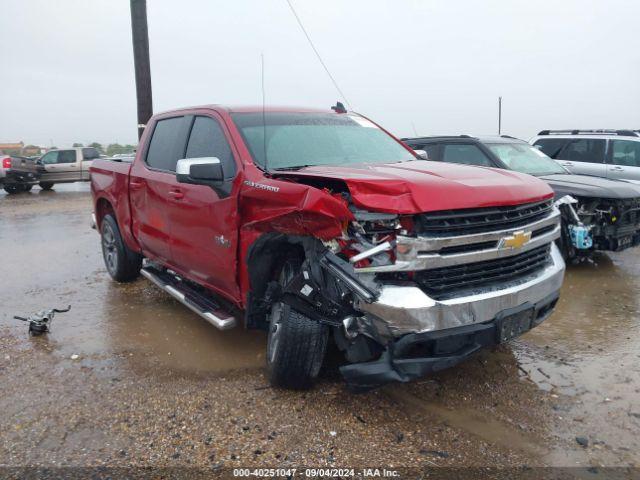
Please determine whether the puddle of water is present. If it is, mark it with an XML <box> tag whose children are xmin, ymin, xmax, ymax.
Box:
<box><xmin>383</xmin><ymin>386</ymin><xmax>547</xmax><ymax>458</ymax></box>
<box><xmin>515</xmin><ymin>251</ymin><xmax>640</xmax><ymax>466</ymax></box>
<box><xmin>0</xmin><ymin>190</ymin><xmax>266</xmax><ymax>375</ymax></box>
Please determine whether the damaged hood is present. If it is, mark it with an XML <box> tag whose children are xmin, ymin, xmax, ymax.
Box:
<box><xmin>539</xmin><ymin>173</ymin><xmax>640</xmax><ymax>200</ymax></box>
<box><xmin>275</xmin><ymin>160</ymin><xmax>553</xmax><ymax>214</ymax></box>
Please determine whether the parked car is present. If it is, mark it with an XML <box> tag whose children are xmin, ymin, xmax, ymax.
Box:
<box><xmin>403</xmin><ymin>135</ymin><xmax>640</xmax><ymax>259</ymax></box>
<box><xmin>91</xmin><ymin>105</ymin><xmax>565</xmax><ymax>390</ymax></box>
<box><xmin>530</xmin><ymin>130</ymin><xmax>640</xmax><ymax>182</ymax></box>
<box><xmin>0</xmin><ymin>154</ymin><xmax>39</xmax><ymax>194</ymax></box>
<box><xmin>36</xmin><ymin>147</ymin><xmax>100</xmax><ymax>190</ymax></box>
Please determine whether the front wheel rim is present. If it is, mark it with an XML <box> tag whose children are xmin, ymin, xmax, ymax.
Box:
<box><xmin>267</xmin><ymin>302</ymin><xmax>283</xmax><ymax>363</ymax></box>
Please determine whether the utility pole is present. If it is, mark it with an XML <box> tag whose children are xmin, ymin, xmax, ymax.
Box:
<box><xmin>130</xmin><ymin>0</ymin><xmax>153</xmax><ymax>140</ymax></box>
<box><xmin>498</xmin><ymin>96</ymin><xmax>502</xmax><ymax>135</ymax></box>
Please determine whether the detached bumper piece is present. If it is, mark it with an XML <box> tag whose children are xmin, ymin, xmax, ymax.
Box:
<box><xmin>340</xmin><ymin>291</ymin><xmax>559</xmax><ymax>391</ymax></box>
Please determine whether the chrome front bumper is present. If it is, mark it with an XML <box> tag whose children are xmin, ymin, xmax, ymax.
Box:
<box><xmin>357</xmin><ymin>242</ymin><xmax>565</xmax><ymax>337</ymax></box>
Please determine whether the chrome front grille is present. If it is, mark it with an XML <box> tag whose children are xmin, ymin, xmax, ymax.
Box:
<box><xmin>414</xmin><ymin>200</ymin><xmax>553</xmax><ymax>237</ymax></box>
<box><xmin>413</xmin><ymin>244</ymin><xmax>551</xmax><ymax>300</ymax></box>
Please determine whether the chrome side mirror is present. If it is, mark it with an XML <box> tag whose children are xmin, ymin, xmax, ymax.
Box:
<box><xmin>413</xmin><ymin>149</ymin><xmax>429</xmax><ymax>160</ymax></box>
<box><xmin>176</xmin><ymin>157</ymin><xmax>223</xmax><ymax>184</ymax></box>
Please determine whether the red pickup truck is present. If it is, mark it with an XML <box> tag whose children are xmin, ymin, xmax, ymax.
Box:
<box><xmin>91</xmin><ymin>105</ymin><xmax>565</xmax><ymax>390</ymax></box>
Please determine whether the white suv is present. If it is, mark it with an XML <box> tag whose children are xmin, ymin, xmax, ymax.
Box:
<box><xmin>530</xmin><ymin>130</ymin><xmax>640</xmax><ymax>182</ymax></box>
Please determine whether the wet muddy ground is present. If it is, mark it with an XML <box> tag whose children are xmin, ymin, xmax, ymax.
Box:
<box><xmin>1</xmin><ymin>185</ymin><xmax>639</xmax><ymax>475</ymax></box>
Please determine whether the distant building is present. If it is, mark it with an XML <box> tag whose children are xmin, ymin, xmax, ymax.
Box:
<box><xmin>0</xmin><ymin>142</ymin><xmax>24</xmax><ymax>155</ymax></box>
<box><xmin>0</xmin><ymin>142</ymin><xmax>43</xmax><ymax>156</ymax></box>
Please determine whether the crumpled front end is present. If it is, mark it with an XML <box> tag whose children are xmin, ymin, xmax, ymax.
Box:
<box><xmin>245</xmin><ymin>180</ymin><xmax>566</xmax><ymax>390</ymax></box>
<box><xmin>318</xmin><ymin>198</ymin><xmax>565</xmax><ymax>390</ymax></box>
<box><xmin>574</xmin><ymin>196</ymin><xmax>640</xmax><ymax>252</ymax></box>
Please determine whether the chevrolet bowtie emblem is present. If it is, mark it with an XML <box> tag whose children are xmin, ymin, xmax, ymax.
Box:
<box><xmin>499</xmin><ymin>230</ymin><xmax>532</xmax><ymax>249</ymax></box>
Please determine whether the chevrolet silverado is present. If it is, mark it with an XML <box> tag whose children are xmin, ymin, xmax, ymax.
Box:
<box><xmin>90</xmin><ymin>105</ymin><xmax>565</xmax><ymax>390</ymax></box>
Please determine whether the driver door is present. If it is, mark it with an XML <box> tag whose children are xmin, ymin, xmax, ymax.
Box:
<box><xmin>39</xmin><ymin>150</ymin><xmax>81</xmax><ymax>182</ymax></box>
<box><xmin>166</xmin><ymin>113</ymin><xmax>240</xmax><ymax>299</ymax></box>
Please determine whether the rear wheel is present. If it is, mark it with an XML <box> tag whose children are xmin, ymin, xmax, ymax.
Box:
<box><xmin>3</xmin><ymin>184</ymin><xmax>23</xmax><ymax>194</ymax></box>
<box><xmin>101</xmin><ymin>214</ymin><xmax>142</xmax><ymax>282</ymax></box>
<box><xmin>39</xmin><ymin>182</ymin><xmax>54</xmax><ymax>191</ymax></box>
<box><xmin>266</xmin><ymin>256</ymin><xmax>329</xmax><ymax>389</ymax></box>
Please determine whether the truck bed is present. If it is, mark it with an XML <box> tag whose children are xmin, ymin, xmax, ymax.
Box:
<box><xmin>90</xmin><ymin>158</ymin><xmax>137</xmax><ymax>251</ymax></box>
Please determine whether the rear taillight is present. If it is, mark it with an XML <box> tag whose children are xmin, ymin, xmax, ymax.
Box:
<box><xmin>2</xmin><ymin>157</ymin><xmax>11</xmax><ymax>169</ymax></box>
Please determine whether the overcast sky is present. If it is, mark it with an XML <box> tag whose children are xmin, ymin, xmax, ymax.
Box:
<box><xmin>1</xmin><ymin>0</ymin><xmax>639</xmax><ymax>147</ymax></box>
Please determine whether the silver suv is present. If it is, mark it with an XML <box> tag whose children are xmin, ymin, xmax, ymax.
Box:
<box><xmin>530</xmin><ymin>130</ymin><xmax>640</xmax><ymax>182</ymax></box>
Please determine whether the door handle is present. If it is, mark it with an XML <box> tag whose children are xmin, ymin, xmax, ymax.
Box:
<box><xmin>610</xmin><ymin>166</ymin><xmax>624</xmax><ymax>171</ymax></box>
<box><xmin>168</xmin><ymin>190</ymin><xmax>184</xmax><ymax>200</ymax></box>
<box><xmin>130</xmin><ymin>179</ymin><xmax>145</xmax><ymax>189</ymax></box>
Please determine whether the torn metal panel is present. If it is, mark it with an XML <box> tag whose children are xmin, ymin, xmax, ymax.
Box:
<box><xmin>239</xmin><ymin>176</ymin><xmax>353</xmax><ymax>240</ymax></box>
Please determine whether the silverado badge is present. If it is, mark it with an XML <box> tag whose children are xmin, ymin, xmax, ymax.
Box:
<box><xmin>499</xmin><ymin>230</ymin><xmax>532</xmax><ymax>249</ymax></box>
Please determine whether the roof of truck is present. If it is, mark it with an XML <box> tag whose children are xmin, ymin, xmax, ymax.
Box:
<box><xmin>154</xmin><ymin>104</ymin><xmax>335</xmax><ymax>116</ymax></box>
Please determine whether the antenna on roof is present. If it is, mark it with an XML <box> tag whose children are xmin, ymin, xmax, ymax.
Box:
<box><xmin>498</xmin><ymin>96</ymin><xmax>502</xmax><ymax>135</ymax></box>
<box><xmin>285</xmin><ymin>0</ymin><xmax>352</xmax><ymax>109</ymax></box>
<box><xmin>261</xmin><ymin>53</ymin><xmax>268</xmax><ymax>172</ymax></box>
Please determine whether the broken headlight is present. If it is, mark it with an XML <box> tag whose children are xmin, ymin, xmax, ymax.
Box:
<box><xmin>326</xmin><ymin>208</ymin><xmax>412</xmax><ymax>269</ymax></box>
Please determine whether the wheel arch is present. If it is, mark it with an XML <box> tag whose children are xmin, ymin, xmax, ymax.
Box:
<box><xmin>244</xmin><ymin>233</ymin><xmax>311</xmax><ymax>330</ymax></box>
<box><xmin>95</xmin><ymin>197</ymin><xmax>115</xmax><ymax>231</ymax></box>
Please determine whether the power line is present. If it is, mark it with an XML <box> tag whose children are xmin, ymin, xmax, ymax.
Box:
<box><xmin>284</xmin><ymin>0</ymin><xmax>352</xmax><ymax>110</ymax></box>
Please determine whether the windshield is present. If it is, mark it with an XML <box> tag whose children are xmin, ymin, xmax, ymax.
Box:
<box><xmin>487</xmin><ymin>143</ymin><xmax>567</xmax><ymax>176</ymax></box>
<box><xmin>231</xmin><ymin>112</ymin><xmax>415</xmax><ymax>170</ymax></box>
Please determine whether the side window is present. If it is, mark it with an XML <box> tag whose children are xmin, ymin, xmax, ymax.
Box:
<box><xmin>146</xmin><ymin>116</ymin><xmax>184</xmax><ymax>171</ymax></box>
<box><xmin>611</xmin><ymin>140</ymin><xmax>640</xmax><ymax>167</ymax></box>
<box><xmin>57</xmin><ymin>150</ymin><xmax>76</xmax><ymax>163</ymax></box>
<box><xmin>533</xmin><ymin>139</ymin><xmax>568</xmax><ymax>158</ymax></box>
<box><xmin>185</xmin><ymin>116</ymin><xmax>236</xmax><ymax>179</ymax></box>
<box><xmin>423</xmin><ymin>144</ymin><xmax>440</xmax><ymax>161</ymax></box>
<box><xmin>560</xmin><ymin>139</ymin><xmax>606</xmax><ymax>163</ymax></box>
<box><xmin>442</xmin><ymin>144</ymin><xmax>492</xmax><ymax>167</ymax></box>
<box><xmin>41</xmin><ymin>152</ymin><xmax>58</xmax><ymax>164</ymax></box>
<box><xmin>82</xmin><ymin>148</ymin><xmax>99</xmax><ymax>160</ymax></box>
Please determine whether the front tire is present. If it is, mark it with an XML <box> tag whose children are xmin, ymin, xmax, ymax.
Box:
<box><xmin>39</xmin><ymin>182</ymin><xmax>54</xmax><ymax>191</ymax></box>
<box><xmin>266</xmin><ymin>257</ymin><xmax>329</xmax><ymax>389</ymax></box>
<box><xmin>101</xmin><ymin>214</ymin><xmax>142</xmax><ymax>282</ymax></box>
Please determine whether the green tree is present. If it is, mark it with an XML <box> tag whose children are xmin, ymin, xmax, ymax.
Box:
<box><xmin>106</xmin><ymin>143</ymin><xmax>125</xmax><ymax>156</ymax></box>
<box><xmin>89</xmin><ymin>142</ymin><xmax>104</xmax><ymax>154</ymax></box>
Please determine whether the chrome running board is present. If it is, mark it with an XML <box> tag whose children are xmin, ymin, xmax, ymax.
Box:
<box><xmin>141</xmin><ymin>267</ymin><xmax>236</xmax><ymax>330</ymax></box>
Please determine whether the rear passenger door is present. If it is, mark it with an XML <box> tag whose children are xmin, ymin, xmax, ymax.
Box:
<box><xmin>129</xmin><ymin>115</ymin><xmax>187</xmax><ymax>265</ymax></box>
<box><xmin>556</xmin><ymin>139</ymin><xmax>607</xmax><ymax>177</ymax></box>
<box><xmin>607</xmin><ymin>139</ymin><xmax>640</xmax><ymax>181</ymax></box>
